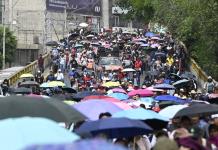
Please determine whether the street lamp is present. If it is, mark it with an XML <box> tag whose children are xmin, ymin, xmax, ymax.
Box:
<box><xmin>1</xmin><ymin>0</ymin><xmax>6</xmax><ymax>69</ymax></box>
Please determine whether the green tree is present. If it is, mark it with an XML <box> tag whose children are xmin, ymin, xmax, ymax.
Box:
<box><xmin>0</xmin><ymin>26</ymin><xmax>17</xmax><ymax>68</ymax></box>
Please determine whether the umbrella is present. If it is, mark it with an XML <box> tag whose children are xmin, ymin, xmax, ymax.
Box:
<box><xmin>140</xmin><ymin>43</ymin><xmax>149</xmax><ymax>47</ymax></box>
<box><xmin>153</xmin><ymin>83</ymin><xmax>175</xmax><ymax>90</ymax></box>
<box><xmin>73</xmin><ymin>91</ymin><xmax>103</xmax><ymax>100</ymax></box>
<box><xmin>0</xmin><ymin>117</ymin><xmax>79</xmax><ymax>150</ymax></box>
<box><xmin>74</xmin><ymin>44</ymin><xmax>84</xmax><ymax>48</ymax></box>
<box><xmin>168</xmin><ymin>73</ymin><xmax>182</xmax><ymax>81</ymax></box>
<box><xmin>13</xmin><ymin>87</ymin><xmax>32</xmax><ymax>94</ymax></box>
<box><xmin>180</xmin><ymin>72</ymin><xmax>196</xmax><ymax>79</ymax></box>
<box><xmin>87</xmin><ymin>34</ymin><xmax>94</xmax><ymax>38</ymax></box>
<box><xmin>75</xmin><ymin>117</ymin><xmax>153</xmax><ymax>138</ymax></box>
<box><xmin>20</xmin><ymin>73</ymin><xmax>34</xmax><ymax>78</ymax></box>
<box><xmin>82</xmin><ymin>95</ymin><xmax>113</xmax><ymax>101</ymax></box>
<box><xmin>48</xmin><ymin>81</ymin><xmax>65</xmax><ymax>87</ymax></box>
<box><xmin>122</xmin><ymin>68</ymin><xmax>136</xmax><ymax>72</ymax></box>
<box><xmin>154</xmin><ymin>52</ymin><xmax>166</xmax><ymax>57</ymax></box>
<box><xmin>24</xmin><ymin>139</ymin><xmax>128</xmax><ymax>150</ymax></box>
<box><xmin>61</xmin><ymin>87</ymin><xmax>77</xmax><ymax>93</ymax></box>
<box><xmin>128</xmin><ymin>89</ymin><xmax>154</xmax><ymax>97</ymax></box>
<box><xmin>46</xmin><ymin>41</ymin><xmax>58</xmax><ymax>46</ymax></box>
<box><xmin>208</xmin><ymin>94</ymin><xmax>218</xmax><ymax>99</ymax></box>
<box><xmin>146</xmin><ymin>87</ymin><xmax>164</xmax><ymax>92</ymax></box>
<box><xmin>159</xmin><ymin>105</ymin><xmax>188</xmax><ymax>119</ymax></box>
<box><xmin>158</xmin><ymin>101</ymin><xmax>180</xmax><ymax>109</ymax></box>
<box><xmin>151</xmin><ymin>37</ymin><xmax>160</xmax><ymax>40</ymax></box>
<box><xmin>111</xmin><ymin>88</ymin><xmax>127</xmax><ymax>94</ymax></box>
<box><xmin>172</xmin><ymin>79</ymin><xmax>190</xmax><ymax>88</ymax></box>
<box><xmin>0</xmin><ymin>96</ymin><xmax>86</xmax><ymax>122</ymax></box>
<box><xmin>73</xmin><ymin>100</ymin><xmax>123</xmax><ymax>121</ymax></box>
<box><xmin>91</xmin><ymin>43</ymin><xmax>101</xmax><ymax>47</ymax></box>
<box><xmin>145</xmin><ymin>32</ymin><xmax>155</xmax><ymax>37</ymax></box>
<box><xmin>40</xmin><ymin>82</ymin><xmax>50</xmax><ymax>88</ymax></box>
<box><xmin>20</xmin><ymin>81</ymin><xmax>39</xmax><ymax>87</ymax></box>
<box><xmin>108</xmin><ymin>93</ymin><xmax>129</xmax><ymax>100</ymax></box>
<box><xmin>102</xmin><ymin>81</ymin><xmax>120</xmax><ymax>88</ymax></box>
<box><xmin>155</xmin><ymin>95</ymin><xmax>185</xmax><ymax>103</ymax></box>
<box><xmin>113</xmin><ymin>108</ymin><xmax>169</xmax><ymax>130</ymax></box>
<box><xmin>79</xmin><ymin>22</ymin><xmax>89</xmax><ymax>27</ymax></box>
<box><xmin>174</xmin><ymin>104</ymin><xmax>218</xmax><ymax>118</ymax></box>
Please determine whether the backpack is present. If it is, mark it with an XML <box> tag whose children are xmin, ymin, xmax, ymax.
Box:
<box><xmin>207</xmin><ymin>82</ymin><xmax>215</xmax><ymax>93</ymax></box>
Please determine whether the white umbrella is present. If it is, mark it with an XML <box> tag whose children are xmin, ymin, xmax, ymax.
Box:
<box><xmin>86</xmin><ymin>34</ymin><xmax>94</xmax><ymax>38</ymax></box>
<box><xmin>122</xmin><ymin>68</ymin><xmax>136</xmax><ymax>72</ymax></box>
<box><xmin>79</xmin><ymin>22</ymin><xmax>89</xmax><ymax>27</ymax></box>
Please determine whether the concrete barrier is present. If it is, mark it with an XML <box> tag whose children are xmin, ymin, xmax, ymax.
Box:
<box><xmin>8</xmin><ymin>53</ymin><xmax>50</xmax><ymax>86</ymax></box>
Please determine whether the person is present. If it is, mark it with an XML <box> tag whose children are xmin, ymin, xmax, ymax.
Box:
<box><xmin>35</xmin><ymin>71</ymin><xmax>44</xmax><ymax>84</ymax></box>
<box><xmin>55</xmin><ymin>69</ymin><xmax>64</xmax><ymax>82</ymax></box>
<box><xmin>46</xmin><ymin>70</ymin><xmax>55</xmax><ymax>82</ymax></box>
<box><xmin>69</xmin><ymin>57</ymin><xmax>78</xmax><ymax>69</ymax></box>
<box><xmin>59</xmin><ymin>55</ymin><xmax>66</xmax><ymax>73</ymax></box>
<box><xmin>99</xmin><ymin>112</ymin><xmax>112</xmax><ymax>119</ymax></box>
<box><xmin>1</xmin><ymin>79</ymin><xmax>9</xmax><ymax>96</ymax></box>
<box><xmin>204</xmin><ymin>76</ymin><xmax>216</xmax><ymax>94</ymax></box>
<box><xmin>37</xmin><ymin>54</ymin><xmax>44</xmax><ymax>73</ymax></box>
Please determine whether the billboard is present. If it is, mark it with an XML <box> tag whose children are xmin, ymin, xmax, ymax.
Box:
<box><xmin>46</xmin><ymin>0</ymin><xmax>101</xmax><ymax>16</ymax></box>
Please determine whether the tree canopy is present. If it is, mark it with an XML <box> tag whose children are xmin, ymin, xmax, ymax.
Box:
<box><xmin>116</xmin><ymin>0</ymin><xmax>218</xmax><ymax>80</ymax></box>
<box><xmin>0</xmin><ymin>26</ymin><xmax>17</xmax><ymax>68</ymax></box>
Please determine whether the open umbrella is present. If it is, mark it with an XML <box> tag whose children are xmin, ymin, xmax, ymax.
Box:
<box><xmin>75</xmin><ymin>118</ymin><xmax>153</xmax><ymax>138</ymax></box>
<box><xmin>61</xmin><ymin>87</ymin><xmax>77</xmax><ymax>93</ymax></box>
<box><xmin>79</xmin><ymin>22</ymin><xmax>89</xmax><ymax>27</ymax></box>
<box><xmin>122</xmin><ymin>68</ymin><xmax>136</xmax><ymax>72</ymax></box>
<box><xmin>128</xmin><ymin>89</ymin><xmax>154</xmax><ymax>97</ymax></box>
<box><xmin>151</xmin><ymin>37</ymin><xmax>160</xmax><ymax>40</ymax></box>
<box><xmin>74</xmin><ymin>44</ymin><xmax>84</xmax><ymax>48</ymax></box>
<box><xmin>153</xmin><ymin>83</ymin><xmax>175</xmax><ymax>90</ymax></box>
<box><xmin>145</xmin><ymin>32</ymin><xmax>155</xmax><ymax>37</ymax></box>
<box><xmin>20</xmin><ymin>81</ymin><xmax>39</xmax><ymax>87</ymax></box>
<box><xmin>20</xmin><ymin>73</ymin><xmax>34</xmax><ymax>78</ymax></box>
<box><xmin>0</xmin><ymin>117</ymin><xmax>79</xmax><ymax>150</ymax></box>
<box><xmin>46</xmin><ymin>41</ymin><xmax>58</xmax><ymax>46</ymax></box>
<box><xmin>111</xmin><ymin>88</ymin><xmax>127</xmax><ymax>94</ymax></box>
<box><xmin>48</xmin><ymin>81</ymin><xmax>66</xmax><ymax>87</ymax></box>
<box><xmin>158</xmin><ymin>101</ymin><xmax>180</xmax><ymax>109</ymax></box>
<box><xmin>113</xmin><ymin>108</ymin><xmax>169</xmax><ymax>130</ymax></box>
<box><xmin>172</xmin><ymin>79</ymin><xmax>190</xmax><ymax>88</ymax></box>
<box><xmin>159</xmin><ymin>105</ymin><xmax>188</xmax><ymax>119</ymax></box>
<box><xmin>72</xmin><ymin>91</ymin><xmax>103</xmax><ymax>101</ymax></box>
<box><xmin>24</xmin><ymin>139</ymin><xmax>128</xmax><ymax>150</ymax></box>
<box><xmin>108</xmin><ymin>93</ymin><xmax>129</xmax><ymax>100</ymax></box>
<box><xmin>73</xmin><ymin>100</ymin><xmax>123</xmax><ymax>121</ymax></box>
<box><xmin>13</xmin><ymin>87</ymin><xmax>32</xmax><ymax>94</ymax></box>
<box><xmin>102</xmin><ymin>81</ymin><xmax>120</xmax><ymax>88</ymax></box>
<box><xmin>174</xmin><ymin>104</ymin><xmax>218</xmax><ymax>118</ymax></box>
<box><xmin>155</xmin><ymin>95</ymin><xmax>185</xmax><ymax>103</ymax></box>
<box><xmin>0</xmin><ymin>96</ymin><xmax>86</xmax><ymax>122</ymax></box>
<box><xmin>40</xmin><ymin>82</ymin><xmax>50</xmax><ymax>88</ymax></box>
<box><xmin>82</xmin><ymin>95</ymin><xmax>113</xmax><ymax>101</ymax></box>
<box><xmin>87</xmin><ymin>34</ymin><xmax>94</xmax><ymax>38</ymax></box>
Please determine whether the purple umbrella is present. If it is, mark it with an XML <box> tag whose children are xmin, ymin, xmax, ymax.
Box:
<box><xmin>73</xmin><ymin>100</ymin><xmax>123</xmax><ymax>121</ymax></box>
<box><xmin>151</xmin><ymin>43</ymin><xmax>160</xmax><ymax>48</ymax></box>
<box><xmin>23</xmin><ymin>139</ymin><xmax>128</xmax><ymax>150</ymax></box>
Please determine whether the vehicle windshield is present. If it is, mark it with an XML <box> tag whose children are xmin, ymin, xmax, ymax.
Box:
<box><xmin>99</xmin><ymin>58</ymin><xmax>122</xmax><ymax>65</ymax></box>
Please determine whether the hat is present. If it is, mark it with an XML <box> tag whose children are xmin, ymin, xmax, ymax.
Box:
<box><xmin>58</xmin><ymin>69</ymin><xmax>61</xmax><ymax>72</ymax></box>
<box><xmin>190</xmin><ymin>90</ymin><xmax>196</xmax><ymax>94</ymax></box>
<box><xmin>208</xmin><ymin>76</ymin><xmax>212</xmax><ymax>79</ymax></box>
<box><xmin>211</xmin><ymin>114</ymin><xmax>218</xmax><ymax>119</ymax></box>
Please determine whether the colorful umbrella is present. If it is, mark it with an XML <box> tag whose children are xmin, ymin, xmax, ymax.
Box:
<box><xmin>48</xmin><ymin>81</ymin><xmax>65</xmax><ymax>87</ymax></box>
<box><xmin>73</xmin><ymin>100</ymin><xmax>123</xmax><ymax>120</ymax></box>
<box><xmin>153</xmin><ymin>83</ymin><xmax>175</xmax><ymax>90</ymax></box>
<box><xmin>75</xmin><ymin>118</ymin><xmax>153</xmax><ymax>138</ymax></box>
<box><xmin>122</xmin><ymin>68</ymin><xmax>136</xmax><ymax>72</ymax></box>
<box><xmin>102</xmin><ymin>81</ymin><xmax>120</xmax><ymax>88</ymax></box>
<box><xmin>159</xmin><ymin>105</ymin><xmax>188</xmax><ymax>119</ymax></box>
<box><xmin>24</xmin><ymin>139</ymin><xmax>128</xmax><ymax>150</ymax></box>
<box><xmin>155</xmin><ymin>95</ymin><xmax>185</xmax><ymax>103</ymax></box>
<box><xmin>82</xmin><ymin>95</ymin><xmax>113</xmax><ymax>101</ymax></box>
<box><xmin>108</xmin><ymin>93</ymin><xmax>129</xmax><ymax>100</ymax></box>
<box><xmin>111</xmin><ymin>88</ymin><xmax>127</xmax><ymax>94</ymax></box>
<box><xmin>72</xmin><ymin>91</ymin><xmax>103</xmax><ymax>100</ymax></box>
<box><xmin>128</xmin><ymin>89</ymin><xmax>154</xmax><ymax>97</ymax></box>
<box><xmin>20</xmin><ymin>73</ymin><xmax>34</xmax><ymax>78</ymax></box>
<box><xmin>0</xmin><ymin>117</ymin><xmax>79</xmax><ymax>150</ymax></box>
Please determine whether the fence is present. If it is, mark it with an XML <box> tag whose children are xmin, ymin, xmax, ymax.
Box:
<box><xmin>8</xmin><ymin>53</ymin><xmax>50</xmax><ymax>86</ymax></box>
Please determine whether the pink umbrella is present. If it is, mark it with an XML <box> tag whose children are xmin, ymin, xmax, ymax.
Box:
<box><xmin>128</xmin><ymin>89</ymin><xmax>154</xmax><ymax>97</ymax></box>
<box><xmin>111</xmin><ymin>88</ymin><xmax>127</xmax><ymax>94</ymax></box>
<box><xmin>113</xmin><ymin>102</ymin><xmax>132</xmax><ymax>110</ymax></box>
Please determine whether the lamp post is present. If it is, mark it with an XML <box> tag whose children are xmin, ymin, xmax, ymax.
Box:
<box><xmin>2</xmin><ymin>0</ymin><xmax>6</xmax><ymax>69</ymax></box>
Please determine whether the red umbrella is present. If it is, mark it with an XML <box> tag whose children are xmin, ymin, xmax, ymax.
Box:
<box><xmin>128</xmin><ymin>89</ymin><xmax>154</xmax><ymax>97</ymax></box>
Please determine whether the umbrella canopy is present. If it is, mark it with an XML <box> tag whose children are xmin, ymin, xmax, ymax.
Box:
<box><xmin>122</xmin><ymin>68</ymin><xmax>136</xmax><ymax>72</ymax></box>
<box><xmin>153</xmin><ymin>83</ymin><xmax>175</xmax><ymax>90</ymax></box>
<box><xmin>158</xmin><ymin>101</ymin><xmax>180</xmax><ymax>109</ymax></box>
<box><xmin>146</xmin><ymin>87</ymin><xmax>164</xmax><ymax>92</ymax></box>
<box><xmin>108</xmin><ymin>93</ymin><xmax>129</xmax><ymax>100</ymax></box>
<box><xmin>180</xmin><ymin>71</ymin><xmax>196</xmax><ymax>79</ymax></box>
<box><xmin>113</xmin><ymin>108</ymin><xmax>168</xmax><ymax>130</ymax></box>
<box><xmin>61</xmin><ymin>87</ymin><xmax>77</xmax><ymax>93</ymax></box>
<box><xmin>128</xmin><ymin>89</ymin><xmax>154</xmax><ymax>97</ymax></box>
<box><xmin>79</xmin><ymin>22</ymin><xmax>89</xmax><ymax>27</ymax></box>
<box><xmin>82</xmin><ymin>95</ymin><xmax>113</xmax><ymax>101</ymax></box>
<box><xmin>48</xmin><ymin>81</ymin><xmax>66</xmax><ymax>87</ymax></box>
<box><xmin>13</xmin><ymin>87</ymin><xmax>32</xmax><ymax>94</ymax></box>
<box><xmin>0</xmin><ymin>96</ymin><xmax>86</xmax><ymax>122</ymax></box>
<box><xmin>20</xmin><ymin>73</ymin><xmax>34</xmax><ymax>78</ymax></box>
<box><xmin>172</xmin><ymin>79</ymin><xmax>190</xmax><ymax>88</ymax></box>
<box><xmin>102</xmin><ymin>81</ymin><xmax>120</xmax><ymax>88</ymax></box>
<box><xmin>208</xmin><ymin>94</ymin><xmax>218</xmax><ymax>99</ymax></box>
<box><xmin>0</xmin><ymin>117</ymin><xmax>79</xmax><ymax>150</ymax></box>
<box><xmin>154</xmin><ymin>52</ymin><xmax>166</xmax><ymax>57</ymax></box>
<box><xmin>111</xmin><ymin>88</ymin><xmax>127</xmax><ymax>94</ymax></box>
<box><xmin>145</xmin><ymin>32</ymin><xmax>155</xmax><ymax>37</ymax></box>
<box><xmin>174</xmin><ymin>104</ymin><xmax>218</xmax><ymax>118</ymax></box>
<box><xmin>159</xmin><ymin>105</ymin><xmax>188</xmax><ymax>119</ymax></box>
<box><xmin>24</xmin><ymin>139</ymin><xmax>128</xmax><ymax>150</ymax></box>
<box><xmin>73</xmin><ymin>91</ymin><xmax>103</xmax><ymax>100</ymax></box>
<box><xmin>75</xmin><ymin>117</ymin><xmax>153</xmax><ymax>138</ymax></box>
<box><xmin>73</xmin><ymin>100</ymin><xmax>123</xmax><ymax>121</ymax></box>
<box><xmin>155</xmin><ymin>95</ymin><xmax>185</xmax><ymax>103</ymax></box>
<box><xmin>20</xmin><ymin>81</ymin><xmax>39</xmax><ymax>87</ymax></box>
<box><xmin>46</xmin><ymin>41</ymin><xmax>58</xmax><ymax>46</ymax></box>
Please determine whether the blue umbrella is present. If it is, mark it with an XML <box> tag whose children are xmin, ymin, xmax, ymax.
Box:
<box><xmin>73</xmin><ymin>91</ymin><xmax>103</xmax><ymax>100</ymax></box>
<box><xmin>0</xmin><ymin>117</ymin><xmax>79</xmax><ymax>150</ymax></box>
<box><xmin>113</xmin><ymin>108</ymin><xmax>168</xmax><ymax>130</ymax></box>
<box><xmin>75</xmin><ymin>118</ymin><xmax>153</xmax><ymax>138</ymax></box>
<box><xmin>153</xmin><ymin>83</ymin><xmax>175</xmax><ymax>90</ymax></box>
<box><xmin>145</xmin><ymin>32</ymin><xmax>155</xmax><ymax>37</ymax></box>
<box><xmin>155</xmin><ymin>95</ymin><xmax>185</xmax><ymax>103</ymax></box>
<box><xmin>23</xmin><ymin>139</ymin><xmax>128</xmax><ymax>150</ymax></box>
<box><xmin>108</xmin><ymin>93</ymin><xmax>129</xmax><ymax>100</ymax></box>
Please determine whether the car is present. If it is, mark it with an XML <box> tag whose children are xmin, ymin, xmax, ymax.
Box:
<box><xmin>97</xmin><ymin>57</ymin><xmax>123</xmax><ymax>71</ymax></box>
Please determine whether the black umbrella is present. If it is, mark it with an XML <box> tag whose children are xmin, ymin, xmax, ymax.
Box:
<box><xmin>172</xmin><ymin>79</ymin><xmax>190</xmax><ymax>88</ymax></box>
<box><xmin>180</xmin><ymin>72</ymin><xmax>196</xmax><ymax>79</ymax></box>
<box><xmin>174</xmin><ymin>104</ymin><xmax>218</xmax><ymax>118</ymax></box>
<box><xmin>62</xmin><ymin>87</ymin><xmax>77</xmax><ymax>93</ymax></box>
<box><xmin>0</xmin><ymin>96</ymin><xmax>86</xmax><ymax>123</ymax></box>
<box><xmin>158</xmin><ymin>101</ymin><xmax>179</xmax><ymax>109</ymax></box>
<box><xmin>46</xmin><ymin>41</ymin><xmax>58</xmax><ymax>46</ymax></box>
<box><xmin>13</xmin><ymin>87</ymin><xmax>32</xmax><ymax>94</ymax></box>
<box><xmin>20</xmin><ymin>81</ymin><xmax>39</xmax><ymax>87</ymax></box>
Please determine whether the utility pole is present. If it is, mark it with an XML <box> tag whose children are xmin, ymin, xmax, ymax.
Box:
<box><xmin>2</xmin><ymin>0</ymin><xmax>6</xmax><ymax>69</ymax></box>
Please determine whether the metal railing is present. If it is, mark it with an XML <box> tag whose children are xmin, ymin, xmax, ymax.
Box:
<box><xmin>8</xmin><ymin>53</ymin><xmax>50</xmax><ymax>86</ymax></box>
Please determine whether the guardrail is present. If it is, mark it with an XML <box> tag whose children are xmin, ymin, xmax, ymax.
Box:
<box><xmin>8</xmin><ymin>53</ymin><xmax>50</xmax><ymax>86</ymax></box>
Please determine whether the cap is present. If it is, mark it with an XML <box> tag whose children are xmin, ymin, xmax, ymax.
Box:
<box><xmin>211</xmin><ymin>114</ymin><xmax>218</xmax><ymax>119</ymax></box>
<box><xmin>58</xmin><ymin>69</ymin><xmax>61</xmax><ymax>72</ymax></box>
<box><xmin>208</xmin><ymin>76</ymin><xmax>212</xmax><ymax>79</ymax></box>
<box><xmin>190</xmin><ymin>90</ymin><xmax>196</xmax><ymax>94</ymax></box>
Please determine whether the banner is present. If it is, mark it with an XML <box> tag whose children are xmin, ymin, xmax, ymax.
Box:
<box><xmin>46</xmin><ymin>0</ymin><xmax>101</xmax><ymax>16</ymax></box>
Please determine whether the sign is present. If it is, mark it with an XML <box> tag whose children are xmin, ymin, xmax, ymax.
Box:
<box><xmin>46</xmin><ymin>0</ymin><xmax>101</xmax><ymax>16</ymax></box>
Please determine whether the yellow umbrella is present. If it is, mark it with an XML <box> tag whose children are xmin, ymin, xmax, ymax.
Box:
<box><xmin>47</xmin><ymin>81</ymin><xmax>65</xmax><ymax>87</ymax></box>
<box><xmin>64</xmin><ymin>100</ymin><xmax>77</xmax><ymax>105</ymax></box>
<box><xmin>20</xmin><ymin>73</ymin><xmax>34</xmax><ymax>78</ymax></box>
<box><xmin>102</xmin><ymin>81</ymin><xmax>120</xmax><ymax>88</ymax></box>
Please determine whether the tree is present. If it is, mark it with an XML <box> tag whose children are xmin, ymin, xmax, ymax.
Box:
<box><xmin>0</xmin><ymin>26</ymin><xmax>17</xmax><ymax>68</ymax></box>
